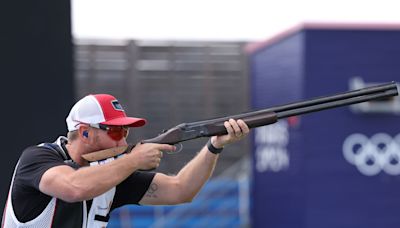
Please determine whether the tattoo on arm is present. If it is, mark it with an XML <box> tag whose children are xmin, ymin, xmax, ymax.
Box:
<box><xmin>146</xmin><ymin>183</ymin><xmax>158</xmax><ymax>198</ymax></box>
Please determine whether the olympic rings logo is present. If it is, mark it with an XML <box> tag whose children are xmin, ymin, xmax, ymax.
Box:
<box><xmin>342</xmin><ymin>133</ymin><xmax>400</xmax><ymax>176</ymax></box>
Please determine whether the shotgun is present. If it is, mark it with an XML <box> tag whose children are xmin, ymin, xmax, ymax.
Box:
<box><xmin>82</xmin><ymin>82</ymin><xmax>398</xmax><ymax>162</ymax></box>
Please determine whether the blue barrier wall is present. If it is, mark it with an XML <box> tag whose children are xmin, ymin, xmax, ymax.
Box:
<box><xmin>108</xmin><ymin>178</ymin><xmax>248</xmax><ymax>228</ymax></box>
<box><xmin>247</xmin><ymin>24</ymin><xmax>400</xmax><ymax>228</ymax></box>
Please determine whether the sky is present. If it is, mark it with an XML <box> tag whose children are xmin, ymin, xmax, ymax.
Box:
<box><xmin>72</xmin><ymin>0</ymin><xmax>400</xmax><ymax>42</ymax></box>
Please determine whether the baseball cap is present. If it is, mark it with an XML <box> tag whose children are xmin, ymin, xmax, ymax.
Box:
<box><xmin>66</xmin><ymin>94</ymin><xmax>146</xmax><ymax>131</ymax></box>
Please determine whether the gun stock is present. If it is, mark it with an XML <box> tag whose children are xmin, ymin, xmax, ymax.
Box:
<box><xmin>82</xmin><ymin>81</ymin><xmax>398</xmax><ymax>162</ymax></box>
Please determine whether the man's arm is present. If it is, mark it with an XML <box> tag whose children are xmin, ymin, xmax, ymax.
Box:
<box><xmin>139</xmin><ymin>119</ymin><xmax>249</xmax><ymax>205</ymax></box>
<box><xmin>39</xmin><ymin>143</ymin><xmax>173</xmax><ymax>202</ymax></box>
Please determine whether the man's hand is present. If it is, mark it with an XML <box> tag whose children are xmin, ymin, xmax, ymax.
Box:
<box><xmin>128</xmin><ymin>143</ymin><xmax>175</xmax><ymax>170</ymax></box>
<box><xmin>211</xmin><ymin>118</ymin><xmax>249</xmax><ymax>149</ymax></box>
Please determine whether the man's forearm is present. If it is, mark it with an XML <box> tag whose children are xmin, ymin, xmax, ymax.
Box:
<box><xmin>70</xmin><ymin>156</ymin><xmax>139</xmax><ymax>200</ymax></box>
<box><xmin>175</xmin><ymin>145</ymin><xmax>218</xmax><ymax>202</ymax></box>
<box><xmin>40</xmin><ymin>155</ymin><xmax>139</xmax><ymax>202</ymax></box>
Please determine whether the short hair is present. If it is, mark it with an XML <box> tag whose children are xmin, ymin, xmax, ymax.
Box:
<box><xmin>67</xmin><ymin>131</ymin><xmax>79</xmax><ymax>142</ymax></box>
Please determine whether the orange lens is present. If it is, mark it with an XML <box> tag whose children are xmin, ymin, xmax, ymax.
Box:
<box><xmin>106</xmin><ymin>126</ymin><xmax>129</xmax><ymax>141</ymax></box>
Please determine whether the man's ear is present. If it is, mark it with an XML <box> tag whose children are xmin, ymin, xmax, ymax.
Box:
<box><xmin>78</xmin><ymin>126</ymin><xmax>90</xmax><ymax>141</ymax></box>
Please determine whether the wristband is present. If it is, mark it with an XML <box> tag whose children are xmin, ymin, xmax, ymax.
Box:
<box><xmin>207</xmin><ymin>138</ymin><xmax>223</xmax><ymax>154</ymax></box>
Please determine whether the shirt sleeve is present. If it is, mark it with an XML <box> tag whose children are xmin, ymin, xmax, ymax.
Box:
<box><xmin>16</xmin><ymin>146</ymin><xmax>67</xmax><ymax>190</ymax></box>
<box><xmin>111</xmin><ymin>171</ymin><xmax>156</xmax><ymax>210</ymax></box>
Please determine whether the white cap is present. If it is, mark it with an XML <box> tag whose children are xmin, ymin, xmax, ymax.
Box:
<box><xmin>66</xmin><ymin>94</ymin><xmax>146</xmax><ymax>131</ymax></box>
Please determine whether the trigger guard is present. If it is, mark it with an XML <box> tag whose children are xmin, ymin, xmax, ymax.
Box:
<box><xmin>166</xmin><ymin>143</ymin><xmax>183</xmax><ymax>154</ymax></box>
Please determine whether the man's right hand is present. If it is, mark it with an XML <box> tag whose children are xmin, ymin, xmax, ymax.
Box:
<box><xmin>128</xmin><ymin>143</ymin><xmax>176</xmax><ymax>170</ymax></box>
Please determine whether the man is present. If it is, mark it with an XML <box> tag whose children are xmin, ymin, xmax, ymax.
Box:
<box><xmin>2</xmin><ymin>93</ymin><xmax>249</xmax><ymax>227</ymax></box>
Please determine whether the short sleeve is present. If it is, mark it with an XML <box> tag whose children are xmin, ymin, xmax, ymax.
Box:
<box><xmin>111</xmin><ymin>171</ymin><xmax>156</xmax><ymax>210</ymax></box>
<box><xmin>16</xmin><ymin>146</ymin><xmax>68</xmax><ymax>190</ymax></box>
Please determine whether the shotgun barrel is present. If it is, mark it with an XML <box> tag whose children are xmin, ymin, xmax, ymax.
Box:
<box><xmin>142</xmin><ymin>82</ymin><xmax>398</xmax><ymax>144</ymax></box>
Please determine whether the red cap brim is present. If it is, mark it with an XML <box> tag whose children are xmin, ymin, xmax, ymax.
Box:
<box><xmin>102</xmin><ymin>117</ymin><xmax>147</xmax><ymax>127</ymax></box>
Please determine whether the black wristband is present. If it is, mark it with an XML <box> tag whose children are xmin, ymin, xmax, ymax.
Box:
<box><xmin>207</xmin><ymin>138</ymin><xmax>223</xmax><ymax>154</ymax></box>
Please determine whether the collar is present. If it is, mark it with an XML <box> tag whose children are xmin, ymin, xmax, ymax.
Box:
<box><xmin>55</xmin><ymin>136</ymin><xmax>72</xmax><ymax>160</ymax></box>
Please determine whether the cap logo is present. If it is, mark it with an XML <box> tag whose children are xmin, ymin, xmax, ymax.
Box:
<box><xmin>111</xmin><ymin>100</ymin><xmax>124</xmax><ymax>111</ymax></box>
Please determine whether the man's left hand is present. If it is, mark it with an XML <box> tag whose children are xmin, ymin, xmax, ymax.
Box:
<box><xmin>211</xmin><ymin>119</ymin><xmax>249</xmax><ymax>149</ymax></box>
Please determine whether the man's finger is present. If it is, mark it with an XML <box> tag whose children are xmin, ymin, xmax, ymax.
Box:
<box><xmin>237</xmin><ymin>119</ymin><xmax>250</xmax><ymax>134</ymax></box>
<box><xmin>224</xmin><ymin>121</ymin><xmax>234</xmax><ymax>135</ymax></box>
<box><xmin>229</xmin><ymin>119</ymin><xmax>242</xmax><ymax>135</ymax></box>
<box><xmin>154</xmin><ymin>144</ymin><xmax>176</xmax><ymax>152</ymax></box>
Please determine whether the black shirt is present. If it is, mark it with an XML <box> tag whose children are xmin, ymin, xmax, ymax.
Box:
<box><xmin>11</xmin><ymin>139</ymin><xmax>155</xmax><ymax>223</ymax></box>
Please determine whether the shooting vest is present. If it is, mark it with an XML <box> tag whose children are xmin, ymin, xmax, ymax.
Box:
<box><xmin>2</xmin><ymin>137</ymin><xmax>116</xmax><ymax>228</ymax></box>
